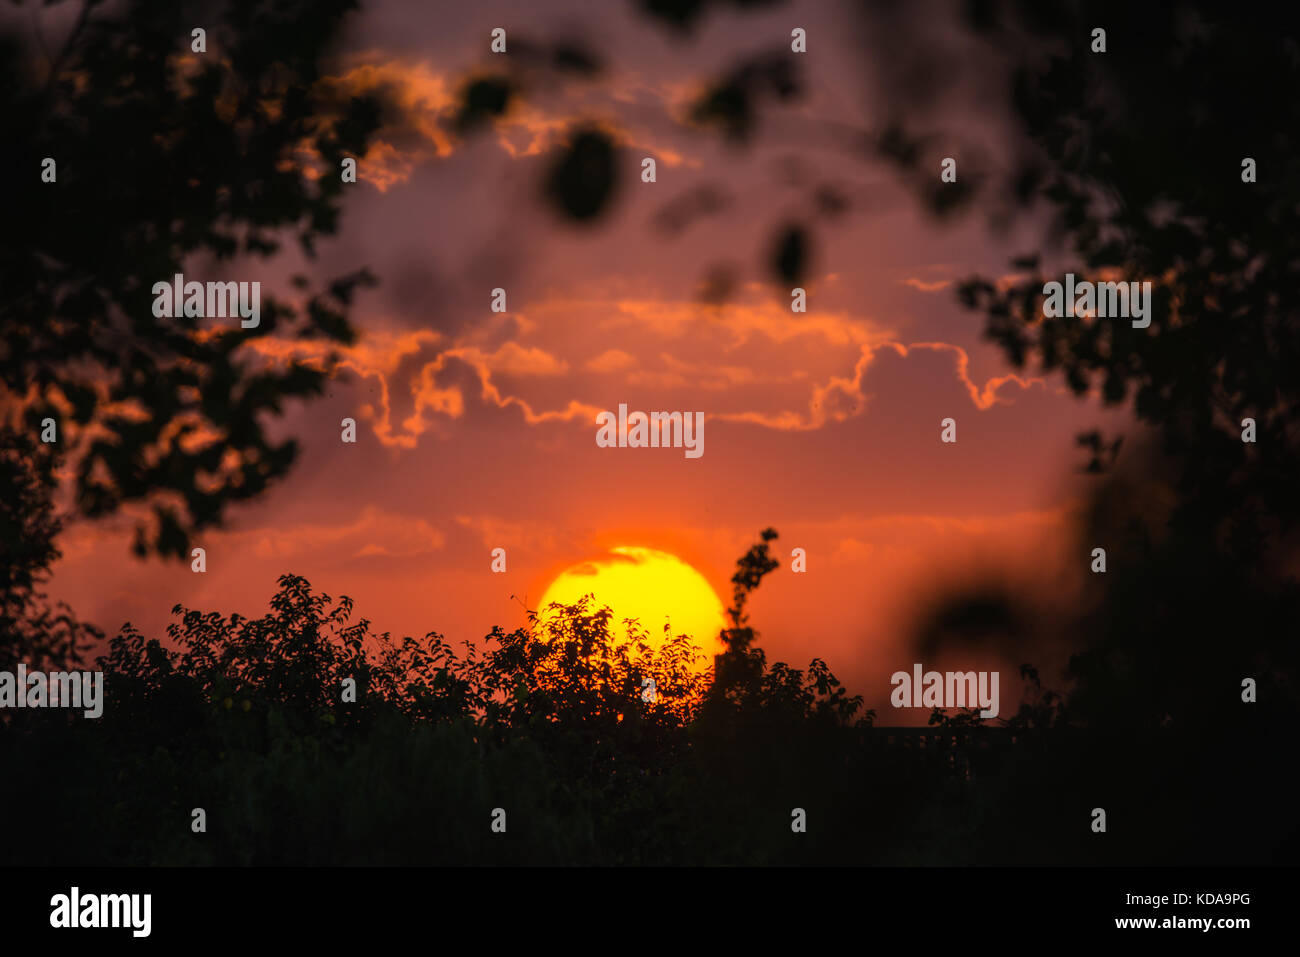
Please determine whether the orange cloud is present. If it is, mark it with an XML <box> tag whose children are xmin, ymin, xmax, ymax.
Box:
<box><xmin>240</xmin><ymin>504</ymin><xmax>446</xmax><ymax>562</ymax></box>
<box><xmin>585</xmin><ymin>349</ymin><xmax>637</xmax><ymax>373</ymax></box>
<box><xmin>307</xmin><ymin>56</ymin><xmax>701</xmax><ymax>188</ymax></box>
<box><xmin>454</xmin><ymin>514</ymin><xmax>564</xmax><ymax>554</ymax></box>
<box><xmin>606</xmin><ymin>296</ymin><xmax>893</xmax><ymax>350</ymax></box>
<box><xmin>901</xmin><ymin>277</ymin><xmax>953</xmax><ymax>293</ymax></box>
<box><xmin>902</xmin><ymin>342</ymin><xmax>1044</xmax><ymax>410</ymax></box>
<box><xmin>228</xmin><ymin>287</ymin><xmax>1047</xmax><ymax>450</ymax></box>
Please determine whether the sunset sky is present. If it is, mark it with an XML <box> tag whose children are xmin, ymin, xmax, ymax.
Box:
<box><xmin>43</xmin><ymin>0</ymin><xmax>1138</xmax><ymax>720</ymax></box>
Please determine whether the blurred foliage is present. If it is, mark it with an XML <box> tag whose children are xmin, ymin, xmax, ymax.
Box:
<box><xmin>932</xmin><ymin>3</ymin><xmax>1300</xmax><ymax>731</ymax></box>
<box><xmin>0</xmin><ymin>0</ymin><xmax>379</xmax><ymax>540</ymax></box>
<box><xmin>544</xmin><ymin>126</ymin><xmax>620</xmax><ymax>222</ymax></box>
<box><xmin>1</xmin><ymin>0</ymin><xmax>384</xmax><ymax>663</ymax></box>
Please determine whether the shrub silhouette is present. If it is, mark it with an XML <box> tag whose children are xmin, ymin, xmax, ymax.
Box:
<box><xmin>5</xmin><ymin>527</ymin><xmax>1290</xmax><ymax>865</ymax></box>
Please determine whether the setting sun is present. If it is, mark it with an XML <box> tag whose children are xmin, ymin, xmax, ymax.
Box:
<box><xmin>537</xmin><ymin>547</ymin><xmax>728</xmax><ymax>671</ymax></box>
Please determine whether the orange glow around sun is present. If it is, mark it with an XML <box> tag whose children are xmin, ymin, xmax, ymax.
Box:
<box><xmin>537</xmin><ymin>547</ymin><xmax>728</xmax><ymax>672</ymax></box>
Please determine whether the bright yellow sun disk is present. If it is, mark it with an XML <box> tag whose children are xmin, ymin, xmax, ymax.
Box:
<box><xmin>537</xmin><ymin>547</ymin><xmax>727</xmax><ymax>671</ymax></box>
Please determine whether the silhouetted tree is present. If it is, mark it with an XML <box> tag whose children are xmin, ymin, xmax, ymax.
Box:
<box><xmin>931</xmin><ymin>3</ymin><xmax>1300</xmax><ymax>727</ymax></box>
<box><xmin>0</xmin><ymin>429</ymin><xmax>100</xmax><ymax>668</ymax></box>
<box><xmin>1</xmin><ymin>0</ymin><xmax>384</xmax><ymax>665</ymax></box>
<box><xmin>0</xmin><ymin>1</ymin><xmax>707</xmax><ymax>670</ymax></box>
